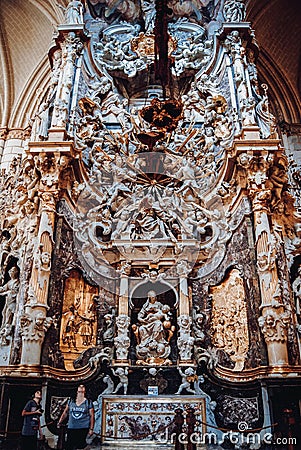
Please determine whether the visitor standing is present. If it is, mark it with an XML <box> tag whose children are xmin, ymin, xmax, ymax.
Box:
<box><xmin>58</xmin><ymin>384</ymin><xmax>94</xmax><ymax>450</ymax></box>
<box><xmin>21</xmin><ymin>389</ymin><xmax>43</xmax><ymax>450</ymax></box>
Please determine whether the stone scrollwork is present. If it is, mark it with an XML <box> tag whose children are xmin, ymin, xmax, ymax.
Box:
<box><xmin>210</xmin><ymin>269</ymin><xmax>249</xmax><ymax>371</ymax></box>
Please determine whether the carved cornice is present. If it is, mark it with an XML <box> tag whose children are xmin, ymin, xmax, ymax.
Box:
<box><xmin>213</xmin><ymin>364</ymin><xmax>301</xmax><ymax>383</ymax></box>
<box><xmin>7</xmin><ymin>128</ymin><xmax>26</xmax><ymax>140</ymax></box>
<box><xmin>1</xmin><ymin>363</ymin><xmax>301</xmax><ymax>384</ymax></box>
<box><xmin>28</xmin><ymin>140</ymin><xmax>76</xmax><ymax>156</ymax></box>
<box><xmin>0</xmin><ymin>363</ymin><xmax>96</xmax><ymax>381</ymax></box>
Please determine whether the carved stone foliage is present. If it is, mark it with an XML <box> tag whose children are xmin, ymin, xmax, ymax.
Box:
<box><xmin>210</xmin><ymin>269</ymin><xmax>249</xmax><ymax>371</ymax></box>
<box><xmin>258</xmin><ymin>309</ymin><xmax>290</xmax><ymax>344</ymax></box>
<box><xmin>20</xmin><ymin>312</ymin><xmax>52</xmax><ymax>342</ymax></box>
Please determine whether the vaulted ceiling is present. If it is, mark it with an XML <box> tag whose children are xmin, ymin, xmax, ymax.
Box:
<box><xmin>246</xmin><ymin>0</ymin><xmax>301</xmax><ymax>123</ymax></box>
<box><xmin>0</xmin><ymin>0</ymin><xmax>300</xmax><ymax>128</ymax></box>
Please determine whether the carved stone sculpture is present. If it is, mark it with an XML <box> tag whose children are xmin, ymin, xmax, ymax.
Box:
<box><xmin>292</xmin><ymin>266</ymin><xmax>301</xmax><ymax>315</ymax></box>
<box><xmin>59</xmin><ymin>0</ymin><xmax>84</xmax><ymax>24</ymax></box>
<box><xmin>0</xmin><ymin>266</ymin><xmax>19</xmax><ymax>340</ymax></box>
<box><xmin>20</xmin><ymin>311</ymin><xmax>53</xmax><ymax>364</ymax></box>
<box><xmin>112</xmin><ymin>367</ymin><xmax>129</xmax><ymax>394</ymax></box>
<box><xmin>223</xmin><ymin>0</ymin><xmax>246</xmax><ymax>22</ymax></box>
<box><xmin>211</xmin><ymin>269</ymin><xmax>249</xmax><ymax>371</ymax></box>
<box><xmin>103</xmin><ymin>312</ymin><xmax>115</xmax><ymax>342</ymax></box>
<box><xmin>177</xmin><ymin>314</ymin><xmax>194</xmax><ymax>361</ymax></box>
<box><xmin>255</xmin><ymin>88</ymin><xmax>278</xmax><ymax>139</ymax></box>
<box><xmin>258</xmin><ymin>309</ymin><xmax>291</xmax><ymax>345</ymax></box>
<box><xmin>114</xmin><ymin>314</ymin><xmax>130</xmax><ymax>360</ymax></box>
<box><xmin>175</xmin><ymin>367</ymin><xmax>197</xmax><ymax>395</ymax></box>
<box><xmin>132</xmin><ymin>290</ymin><xmax>173</xmax><ymax>364</ymax></box>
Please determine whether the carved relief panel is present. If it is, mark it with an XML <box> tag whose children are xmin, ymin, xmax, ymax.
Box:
<box><xmin>210</xmin><ymin>269</ymin><xmax>249</xmax><ymax>371</ymax></box>
<box><xmin>59</xmin><ymin>269</ymin><xmax>98</xmax><ymax>370</ymax></box>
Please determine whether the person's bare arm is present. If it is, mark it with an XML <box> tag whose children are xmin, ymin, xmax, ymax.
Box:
<box><xmin>22</xmin><ymin>409</ymin><xmax>42</xmax><ymax>417</ymax></box>
<box><xmin>57</xmin><ymin>404</ymin><xmax>69</xmax><ymax>426</ymax></box>
<box><xmin>88</xmin><ymin>407</ymin><xmax>95</xmax><ymax>435</ymax></box>
<box><xmin>38</xmin><ymin>419</ymin><xmax>44</xmax><ymax>439</ymax></box>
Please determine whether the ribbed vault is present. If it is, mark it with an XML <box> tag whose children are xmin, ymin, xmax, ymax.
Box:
<box><xmin>246</xmin><ymin>0</ymin><xmax>301</xmax><ymax>123</ymax></box>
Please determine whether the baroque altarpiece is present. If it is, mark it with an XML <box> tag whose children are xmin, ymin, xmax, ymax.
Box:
<box><xmin>0</xmin><ymin>0</ymin><xmax>301</xmax><ymax>446</ymax></box>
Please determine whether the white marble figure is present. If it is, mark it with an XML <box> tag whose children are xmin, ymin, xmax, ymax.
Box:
<box><xmin>194</xmin><ymin>375</ymin><xmax>223</xmax><ymax>439</ymax></box>
<box><xmin>103</xmin><ymin>313</ymin><xmax>115</xmax><ymax>341</ymax></box>
<box><xmin>176</xmin><ymin>367</ymin><xmax>196</xmax><ymax>394</ymax></box>
<box><xmin>114</xmin><ymin>314</ymin><xmax>130</xmax><ymax>360</ymax></box>
<box><xmin>133</xmin><ymin>290</ymin><xmax>172</xmax><ymax>362</ymax></box>
<box><xmin>177</xmin><ymin>314</ymin><xmax>195</xmax><ymax>361</ymax></box>
<box><xmin>35</xmin><ymin>248</ymin><xmax>51</xmax><ymax>290</ymax></box>
<box><xmin>0</xmin><ymin>266</ymin><xmax>19</xmax><ymax>332</ymax></box>
<box><xmin>112</xmin><ymin>367</ymin><xmax>129</xmax><ymax>394</ymax></box>
<box><xmin>31</xmin><ymin>101</ymin><xmax>50</xmax><ymax>141</ymax></box>
<box><xmin>101</xmin><ymin>374</ymin><xmax>115</xmax><ymax>394</ymax></box>
<box><xmin>292</xmin><ymin>266</ymin><xmax>301</xmax><ymax>315</ymax></box>
<box><xmin>223</xmin><ymin>0</ymin><xmax>246</xmax><ymax>22</ymax></box>
<box><xmin>255</xmin><ymin>93</ymin><xmax>277</xmax><ymax>139</ymax></box>
<box><xmin>59</xmin><ymin>0</ymin><xmax>84</xmax><ymax>24</ymax></box>
<box><xmin>140</xmin><ymin>0</ymin><xmax>156</xmax><ymax>32</ymax></box>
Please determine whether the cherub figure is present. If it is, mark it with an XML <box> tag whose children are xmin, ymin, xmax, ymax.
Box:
<box><xmin>112</xmin><ymin>367</ymin><xmax>129</xmax><ymax>394</ymax></box>
<box><xmin>175</xmin><ymin>367</ymin><xmax>197</xmax><ymax>395</ymax></box>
